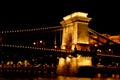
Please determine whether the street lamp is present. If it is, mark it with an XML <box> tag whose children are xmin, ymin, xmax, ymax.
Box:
<box><xmin>33</xmin><ymin>42</ymin><xmax>36</xmax><ymax>45</ymax></box>
<box><xmin>40</xmin><ymin>40</ymin><xmax>43</xmax><ymax>44</ymax></box>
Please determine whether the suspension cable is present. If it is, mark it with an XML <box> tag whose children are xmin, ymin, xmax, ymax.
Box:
<box><xmin>88</xmin><ymin>28</ymin><xmax>120</xmax><ymax>45</ymax></box>
<box><xmin>0</xmin><ymin>26</ymin><xmax>63</xmax><ymax>34</ymax></box>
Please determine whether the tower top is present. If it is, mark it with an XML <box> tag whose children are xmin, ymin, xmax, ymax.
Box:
<box><xmin>60</xmin><ymin>12</ymin><xmax>92</xmax><ymax>25</ymax></box>
<box><xmin>63</xmin><ymin>12</ymin><xmax>88</xmax><ymax>21</ymax></box>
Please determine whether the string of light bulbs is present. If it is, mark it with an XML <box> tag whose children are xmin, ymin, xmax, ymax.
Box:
<box><xmin>0</xmin><ymin>44</ymin><xmax>72</xmax><ymax>53</ymax></box>
<box><xmin>0</xmin><ymin>26</ymin><xmax>63</xmax><ymax>34</ymax></box>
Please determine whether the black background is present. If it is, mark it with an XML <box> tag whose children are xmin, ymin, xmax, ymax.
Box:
<box><xmin>0</xmin><ymin>0</ymin><xmax>120</xmax><ymax>35</ymax></box>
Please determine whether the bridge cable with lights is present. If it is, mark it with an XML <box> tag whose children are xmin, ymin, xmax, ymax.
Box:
<box><xmin>0</xmin><ymin>25</ymin><xmax>120</xmax><ymax>54</ymax></box>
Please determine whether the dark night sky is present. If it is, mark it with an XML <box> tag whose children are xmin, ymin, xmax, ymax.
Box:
<box><xmin>0</xmin><ymin>0</ymin><xmax>120</xmax><ymax>35</ymax></box>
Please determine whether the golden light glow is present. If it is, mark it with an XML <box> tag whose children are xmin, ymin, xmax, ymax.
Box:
<box><xmin>56</xmin><ymin>57</ymin><xmax>65</xmax><ymax>74</ymax></box>
<box><xmin>71</xmin><ymin>44</ymin><xmax>75</xmax><ymax>51</ymax></box>
<box><xmin>77</xmin><ymin>57</ymin><xmax>92</xmax><ymax>67</ymax></box>
<box><xmin>33</xmin><ymin>42</ymin><xmax>36</xmax><ymax>45</ymax></box>
<box><xmin>78</xmin><ymin>41</ymin><xmax>89</xmax><ymax>44</ymax></box>
<box><xmin>89</xmin><ymin>34</ymin><xmax>120</xmax><ymax>45</ymax></box>
<box><xmin>63</xmin><ymin>12</ymin><xmax>88</xmax><ymax>20</ymax></box>
<box><xmin>56</xmin><ymin>56</ymin><xmax>92</xmax><ymax>75</ymax></box>
<box><xmin>61</xmin><ymin>45</ymin><xmax>66</xmax><ymax>49</ymax></box>
<box><xmin>17</xmin><ymin>61</ymin><xmax>23</xmax><ymax>65</ymax></box>
<box><xmin>70</xmin><ymin>57</ymin><xmax>77</xmax><ymax>73</ymax></box>
<box><xmin>54</xmin><ymin>45</ymin><xmax>57</xmax><ymax>48</ymax></box>
<box><xmin>94</xmin><ymin>44</ymin><xmax>98</xmax><ymax>47</ymax></box>
<box><xmin>7</xmin><ymin>61</ymin><xmax>13</xmax><ymax>65</ymax></box>
<box><xmin>97</xmin><ymin>49</ymin><xmax>102</xmax><ymax>52</ymax></box>
<box><xmin>108</xmin><ymin>48</ymin><xmax>112</xmax><ymax>51</ymax></box>
<box><xmin>66</xmin><ymin>57</ymin><xmax>71</xmax><ymax>63</ymax></box>
<box><xmin>24</xmin><ymin>60</ymin><xmax>29</xmax><ymax>67</ymax></box>
<box><xmin>77</xmin><ymin>54</ymin><xmax>81</xmax><ymax>58</ymax></box>
<box><xmin>61</xmin><ymin>12</ymin><xmax>91</xmax><ymax>51</ymax></box>
<box><xmin>63</xmin><ymin>15</ymin><xmax>71</xmax><ymax>21</ymax></box>
<box><xmin>40</xmin><ymin>40</ymin><xmax>43</xmax><ymax>43</ymax></box>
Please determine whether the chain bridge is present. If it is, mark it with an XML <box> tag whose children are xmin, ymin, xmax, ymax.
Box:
<box><xmin>0</xmin><ymin>12</ymin><xmax>120</xmax><ymax>68</ymax></box>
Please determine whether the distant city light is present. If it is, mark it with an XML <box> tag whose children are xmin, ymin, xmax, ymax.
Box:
<box><xmin>54</xmin><ymin>45</ymin><xmax>57</xmax><ymax>48</ymax></box>
<box><xmin>108</xmin><ymin>48</ymin><xmax>112</xmax><ymax>51</ymax></box>
<box><xmin>33</xmin><ymin>42</ymin><xmax>36</xmax><ymax>45</ymax></box>
<box><xmin>40</xmin><ymin>40</ymin><xmax>43</xmax><ymax>43</ymax></box>
<box><xmin>94</xmin><ymin>44</ymin><xmax>98</xmax><ymax>47</ymax></box>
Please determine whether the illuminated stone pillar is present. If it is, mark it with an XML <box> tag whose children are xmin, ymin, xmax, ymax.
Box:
<box><xmin>61</xmin><ymin>24</ymin><xmax>69</xmax><ymax>49</ymax></box>
<box><xmin>60</xmin><ymin>12</ymin><xmax>92</xmax><ymax>51</ymax></box>
<box><xmin>61</xmin><ymin>23</ymin><xmax>73</xmax><ymax>50</ymax></box>
<box><xmin>75</xmin><ymin>21</ymin><xmax>91</xmax><ymax>51</ymax></box>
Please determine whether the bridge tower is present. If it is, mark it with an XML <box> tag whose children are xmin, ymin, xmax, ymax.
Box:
<box><xmin>60</xmin><ymin>12</ymin><xmax>92</xmax><ymax>51</ymax></box>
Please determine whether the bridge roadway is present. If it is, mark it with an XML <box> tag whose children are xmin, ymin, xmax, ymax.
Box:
<box><xmin>1</xmin><ymin>43</ymin><xmax>120</xmax><ymax>58</ymax></box>
<box><xmin>0</xmin><ymin>44</ymin><xmax>73</xmax><ymax>53</ymax></box>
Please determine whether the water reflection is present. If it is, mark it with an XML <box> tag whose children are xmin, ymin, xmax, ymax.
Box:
<box><xmin>33</xmin><ymin>76</ymin><xmax>120</xmax><ymax>80</ymax></box>
<box><xmin>0</xmin><ymin>76</ymin><xmax>120</xmax><ymax>80</ymax></box>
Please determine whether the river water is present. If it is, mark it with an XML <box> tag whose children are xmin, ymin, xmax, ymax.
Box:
<box><xmin>0</xmin><ymin>76</ymin><xmax>120</xmax><ymax>80</ymax></box>
<box><xmin>0</xmin><ymin>55</ymin><xmax>120</xmax><ymax>79</ymax></box>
